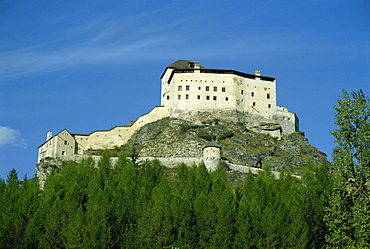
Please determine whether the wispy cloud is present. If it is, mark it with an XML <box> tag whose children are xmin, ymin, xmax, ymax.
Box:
<box><xmin>0</xmin><ymin>126</ymin><xmax>26</xmax><ymax>148</ymax></box>
<box><xmin>0</xmin><ymin>8</ymin><xmax>185</xmax><ymax>79</ymax></box>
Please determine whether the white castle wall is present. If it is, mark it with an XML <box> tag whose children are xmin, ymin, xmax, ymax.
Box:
<box><xmin>38</xmin><ymin>129</ymin><xmax>76</xmax><ymax>163</ymax></box>
<box><xmin>73</xmin><ymin>106</ymin><xmax>169</xmax><ymax>152</ymax></box>
<box><xmin>38</xmin><ymin>106</ymin><xmax>169</xmax><ymax>163</ymax></box>
<box><xmin>65</xmin><ymin>154</ymin><xmax>203</xmax><ymax>168</ymax></box>
<box><xmin>161</xmin><ymin>69</ymin><xmax>277</xmax><ymax>117</ymax></box>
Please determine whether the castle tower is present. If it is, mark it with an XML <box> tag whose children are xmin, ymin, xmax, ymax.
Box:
<box><xmin>46</xmin><ymin>131</ymin><xmax>52</xmax><ymax>140</ymax></box>
<box><xmin>202</xmin><ymin>140</ymin><xmax>221</xmax><ymax>171</ymax></box>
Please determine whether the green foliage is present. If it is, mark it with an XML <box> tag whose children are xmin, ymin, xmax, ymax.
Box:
<box><xmin>179</xmin><ymin>124</ymin><xmax>202</xmax><ymax>133</ymax></box>
<box><xmin>0</xmin><ymin>159</ymin><xmax>335</xmax><ymax>248</ymax></box>
<box><xmin>325</xmin><ymin>89</ymin><xmax>370</xmax><ymax>248</ymax></box>
<box><xmin>331</xmin><ymin>89</ymin><xmax>369</xmax><ymax>180</ymax></box>
<box><xmin>218</xmin><ymin>130</ymin><xmax>234</xmax><ymax>140</ymax></box>
<box><xmin>197</xmin><ymin>132</ymin><xmax>216</xmax><ymax>141</ymax></box>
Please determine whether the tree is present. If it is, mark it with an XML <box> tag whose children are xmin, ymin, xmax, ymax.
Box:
<box><xmin>325</xmin><ymin>89</ymin><xmax>370</xmax><ymax>248</ymax></box>
<box><xmin>331</xmin><ymin>89</ymin><xmax>369</xmax><ymax>181</ymax></box>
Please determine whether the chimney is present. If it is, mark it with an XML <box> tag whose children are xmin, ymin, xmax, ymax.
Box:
<box><xmin>254</xmin><ymin>70</ymin><xmax>260</xmax><ymax>76</ymax></box>
<box><xmin>47</xmin><ymin>131</ymin><xmax>52</xmax><ymax>141</ymax></box>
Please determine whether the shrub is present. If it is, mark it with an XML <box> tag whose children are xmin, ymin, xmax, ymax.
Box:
<box><xmin>197</xmin><ymin>132</ymin><xmax>216</xmax><ymax>141</ymax></box>
<box><xmin>180</xmin><ymin>124</ymin><xmax>201</xmax><ymax>133</ymax></box>
<box><xmin>218</xmin><ymin>131</ymin><xmax>234</xmax><ymax>140</ymax></box>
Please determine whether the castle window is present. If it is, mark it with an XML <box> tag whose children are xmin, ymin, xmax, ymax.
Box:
<box><xmin>198</xmin><ymin>86</ymin><xmax>201</xmax><ymax>90</ymax></box>
<box><xmin>61</xmin><ymin>151</ymin><xmax>66</xmax><ymax>156</ymax></box>
<box><xmin>185</xmin><ymin>94</ymin><xmax>189</xmax><ymax>100</ymax></box>
<box><xmin>206</xmin><ymin>86</ymin><xmax>210</xmax><ymax>91</ymax></box>
<box><xmin>225</xmin><ymin>97</ymin><xmax>229</xmax><ymax>101</ymax></box>
<box><xmin>268</xmin><ymin>104</ymin><xmax>271</xmax><ymax>108</ymax></box>
<box><xmin>178</xmin><ymin>95</ymin><xmax>181</xmax><ymax>100</ymax></box>
<box><xmin>267</xmin><ymin>93</ymin><xmax>270</xmax><ymax>99</ymax></box>
<box><xmin>253</xmin><ymin>102</ymin><xmax>256</xmax><ymax>106</ymax></box>
<box><xmin>206</xmin><ymin>96</ymin><xmax>210</xmax><ymax>100</ymax></box>
<box><xmin>197</xmin><ymin>95</ymin><xmax>200</xmax><ymax>100</ymax></box>
<box><xmin>186</xmin><ymin>85</ymin><xmax>190</xmax><ymax>91</ymax></box>
<box><xmin>167</xmin><ymin>96</ymin><xmax>170</xmax><ymax>100</ymax></box>
<box><xmin>213</xmin><ymin>96</ymin><xmax>217</xmax><ymax>101</ymax></box>
<box><xmin>251</xmin><ymin>92</ymin><xmax>255</xmax><ymax>97</ymax></box>
<box><xmin>214</xmin><ymin>86</ymin><xmax>217</xmax><ymax>92</ymax></box>
<box><xmin>178</xmin><ymin>86</ymin><xmax>182</xmax><ymax>91</ymax></box>
<box><xmin>222</xmin><ymin>87</ymin><xmax>226</xmax><ymax>92</ymax></box>
<box><xmin>241</xmin><ymin>90</ymin><xmax>244</xmax><ymax>95</ymax></box>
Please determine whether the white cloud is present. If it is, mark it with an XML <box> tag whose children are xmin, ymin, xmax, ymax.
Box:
<box><xmin>0</xmin><ymin>126</ymin><xmax>26</xmax><ymax>148</ymax></box>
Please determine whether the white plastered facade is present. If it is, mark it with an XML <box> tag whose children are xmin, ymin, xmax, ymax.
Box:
<box><xmin>161</xmin><ymin>66</ymin><xmax>277</xmax><ymax>117</ymax></box>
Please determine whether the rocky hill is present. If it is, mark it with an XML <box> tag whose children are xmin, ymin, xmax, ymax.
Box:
<box><xmin>122</xmin><ymin>116</ymin><xmax>328</xmax><ymax>172</ymax></box>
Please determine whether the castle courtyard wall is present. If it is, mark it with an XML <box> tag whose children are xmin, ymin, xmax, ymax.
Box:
<box><xmin>73</xmin><ymin>106</ymin><xmax>169</xmax><ymax>152</ymax></box>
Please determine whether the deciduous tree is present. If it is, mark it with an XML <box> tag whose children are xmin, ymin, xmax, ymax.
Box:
<box><xmin>325</xmin><ymin>89</ymin><xmax>370</xmax><ymax>247</ymax></box>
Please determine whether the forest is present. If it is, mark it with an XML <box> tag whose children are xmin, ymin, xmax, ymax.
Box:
<box><xmin>0</xmin><ymin>90</ymin><xmax>368</xmax><ymax>249</ymax></box>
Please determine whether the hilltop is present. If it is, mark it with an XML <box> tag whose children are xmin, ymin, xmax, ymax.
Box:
<box><xmin>86</xmin><ymin>114</ymin><xmax>328</xmax><ymax>173</ymax></box>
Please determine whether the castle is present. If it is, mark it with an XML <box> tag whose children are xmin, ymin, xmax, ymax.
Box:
<box><xmin>37</xmin><ymin>60</ymin><xmax>299</xmax><ymax>171</ymax></box>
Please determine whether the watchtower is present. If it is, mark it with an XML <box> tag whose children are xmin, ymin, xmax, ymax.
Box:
<box><xmin>202</xmin><ymin>140</ymin><xmax>221</xmax><ymax>171</ymax></box>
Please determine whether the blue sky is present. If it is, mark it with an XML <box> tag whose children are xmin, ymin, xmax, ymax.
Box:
<box><xmin>0</xmin><ymin>0</ymin><xmax>369</xmax><ymax>179</ymax></box>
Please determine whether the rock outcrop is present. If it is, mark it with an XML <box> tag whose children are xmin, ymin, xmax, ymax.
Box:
<box><xmin>124</xmin><ymin>116</ymin><xmax>328</xmax><ymax>172</ymax></box>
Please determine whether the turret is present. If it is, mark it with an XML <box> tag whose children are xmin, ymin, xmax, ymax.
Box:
<box><xmin>46</xmin><ymin>131</ymin><xmax>52</xmax><ymax>141</ymax></box>
<box><xmin>202</xmin><ymin>140</ymin><xmax>221</xmax><ymax>171</ymax></box>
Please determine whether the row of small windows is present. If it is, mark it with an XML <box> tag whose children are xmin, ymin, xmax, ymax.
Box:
<box><xmin>178</xmin><ymin>86</ymin><xmax>271</xmax><ymax>99</ymax></box>
<box><xmin>178</xmin><ymin>85</ymin><xmax>226</xmax><ymax>92</ymax></box>
<box><xmin>241</xmin><ymin>90</ymin><xmax>270</xmax><ymax>99</ymax></box>
<box><xmin>180</xmin><ymin>79</ymin><xmax>226</xmax><ymax>83</ymax></box>
<box><xmin>176</xmin><ymin>95</ymin><xmax>228</xmax><ymax>101</ymax></box>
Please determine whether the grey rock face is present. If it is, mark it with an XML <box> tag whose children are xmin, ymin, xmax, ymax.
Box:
<box><xmin>125</xmin><ymin>114</ymin><xmax>328</xmax><ymax>172</ymax></box>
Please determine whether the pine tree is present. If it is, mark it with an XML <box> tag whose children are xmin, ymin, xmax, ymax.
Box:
<box><xmin>138</xmin><ymin>176</ymin><xmax>175</xmax><ymax>248</ymax></box>
<box><xmin>209</xmin><ymin>165</ymin><xmax>236</xmax><ymax>248</ymax></box>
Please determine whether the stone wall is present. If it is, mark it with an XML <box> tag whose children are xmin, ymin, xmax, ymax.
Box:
<box><xmin>161</xmin><ymin>69</ymin><xmax>277</xmax><ymax>117</ymax></box>
<box><xmin>72</xmin><ymin>106</ymin><xmax>170</xmax><ymax>152</ymax></box>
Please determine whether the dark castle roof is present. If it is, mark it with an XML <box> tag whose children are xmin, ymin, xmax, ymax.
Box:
<box><xmin>161</xmin><ymin>60</ymin><xmax>275</xmax><ymax>82</ymax></box>
<box><xmin>203</xmin><ymin>140</ymin><xmax>222</xmax><ymax>150</ymax></box>
<box><xmin>167</xmin><ymin>60</ymin><xmax>206</xmax><ymax>69</ymax></box>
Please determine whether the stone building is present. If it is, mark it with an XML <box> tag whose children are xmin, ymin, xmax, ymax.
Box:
<box><xmin>37</xmin><ymin>60</ymin><xmax>299</xmax><ymax>168</ymax></box>
<box><xmin>202</xmin><ymin>140</ymin><xmax>222</xmax><ymax>171</ymax></box>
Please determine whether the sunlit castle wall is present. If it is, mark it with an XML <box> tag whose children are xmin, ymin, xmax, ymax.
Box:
<box><xmin>161</xmin><ymin>61</ymin><xmax>277</xmax><ymax>118</ymax></box>
<box><xmin>38</xmin><ymin>130</ymin><xmax>76</xmax><ymax>163</ymax></box>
